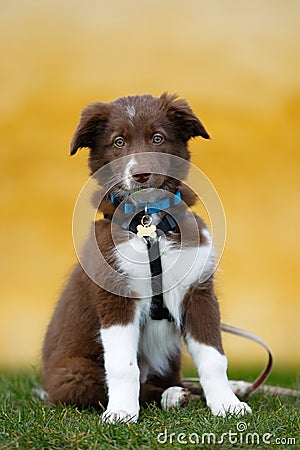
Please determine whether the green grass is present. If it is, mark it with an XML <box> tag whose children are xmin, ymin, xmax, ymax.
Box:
<box><xmin>0</xmin><ymin>370</ymin><xmax>299</xmax><ymax>449</ymax></box>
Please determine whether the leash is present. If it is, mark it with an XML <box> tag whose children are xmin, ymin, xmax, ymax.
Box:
<box><xmin>145</xmin><ymin>237</ymin><xmax>174</xmax><ymax>321</ymax></box>
<box><xmin>104</xmin><ymin>191</ymin><xmax>298</xmax><ymax>398</ymax></box>
<box><xmin>105</xmin><ymin>191</ymin><xmax>185</xmax><ymax>322</ymax></box>
<box><xmin>103</xmin><ymin>212</ymin><xmax>179</xmax><ymax>322</ymax></box>
<box><xmin>184</xmin><ymin>322</ymin><xmax>300</xmax><ymax>398</ymax></box>
<box><xmin>183</xmin><ymin>323</ymin><xmax>273</xmax><ymax>397</ymax></box>
<box><xmin>220</xmin><ymin>323</ymin><xmax>273</xmax><ymax>394</ymax></box>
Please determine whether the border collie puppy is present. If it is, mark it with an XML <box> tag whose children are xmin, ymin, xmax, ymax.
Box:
<box><xmin>42</xmin><ymin>93</ymin><xmax>251</xmax><ymax>423</ymax></box>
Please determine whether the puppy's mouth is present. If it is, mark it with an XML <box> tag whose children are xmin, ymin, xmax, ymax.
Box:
<box><xmin>111</xmin><ymin>163</ymin><xmax>164</xmax><ymax>197</ymax></box>
<box><xmin>124</xmin><ymin>164</ymin><xmax>159</xmax><ymax>191</ymax></box>
<box><xmin>112</xmin><ymin>174</ymin><xmax>164</xmax><ymax>201</ymax></box>
<box><xmin>104</xmin><ymin>160</ymin><xmax>181</xmax><ymax>203</ymax></box>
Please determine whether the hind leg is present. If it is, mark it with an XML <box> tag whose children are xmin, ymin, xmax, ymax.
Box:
<box><xmin>140</xmin><ymin>383</ymin><xmax>190</xmax><ymax>410</ymax></box>
<box><xmin>139</xmin><ymin>382</ymin><xmax>164</xmax><ymax>406</ymax></box>
<box><xmin>161</xmin><ymin>386</ymin><xmax>190</xmax><ymax>410</ymax></box>
<box><xmin>139</xmin><ymin>356</ymin><xmax>190</xmax><ymax>411</ymax></box>
<box><xmin>44</xmin><ymin>357</ymin><xmax>107</xmax><ymax>409</ymax></box>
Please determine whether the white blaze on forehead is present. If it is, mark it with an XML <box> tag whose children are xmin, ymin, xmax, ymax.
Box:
<box><xmin>126</xmin><ymin>105</ymin><xmax>136</xmax><ymax>120</ymax></box>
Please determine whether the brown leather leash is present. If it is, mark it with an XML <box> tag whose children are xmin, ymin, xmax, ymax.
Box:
<box><xmin>105</xmin><ymin>194</ymin><xmax>300</xmax><ymax>399</ymax></box>
<box><xmin>221</xmin><ymin>323</ymin><xmax>273</xmax><ymax>395</ymax></box>
<box><xmin>183</xmin><ymin>323</ymin><xmax>300</xmax><ymax>399</ymax></box>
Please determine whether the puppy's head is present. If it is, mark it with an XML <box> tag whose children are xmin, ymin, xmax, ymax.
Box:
<box><xmin>70</xmin><ymin>93</ymin><xmax>209</xmax><ymax>198</ymax></box>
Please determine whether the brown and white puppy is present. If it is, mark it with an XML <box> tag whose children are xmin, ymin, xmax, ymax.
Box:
<box><xmin>42</xmin><ymin>93</ymin><xmax>251</xmax><ymax>423</ymax></box>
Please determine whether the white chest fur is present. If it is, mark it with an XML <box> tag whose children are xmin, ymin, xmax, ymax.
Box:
<box><xmin>114</xmin><ymin>233</ymin><xmax>214</xmax><ymax>318</ymax></box>
<box><xmin>113</xmin><ymin>232</ymin><xmax>215</xmax><ymax>377</ymax></box>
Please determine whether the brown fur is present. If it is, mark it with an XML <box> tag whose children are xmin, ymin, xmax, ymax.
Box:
<box><xmin>182</xmin><ymin>280</ymin><xmax>224</xmax><ymax>354</ymax></box>
<box><xmin>42</xmin><ymin>93</ymin><xmax>223</xmax><ymax>411</ymax></box>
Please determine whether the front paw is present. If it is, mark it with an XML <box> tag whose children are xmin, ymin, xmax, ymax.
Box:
<box><xmin>101</xmin><ymin>409</ymin><xmax>139</xmax><ymax>424</ymax></box>
<box><xmin>207</xmin><ymin>391</ymin><xmax>252</xmax><ymax>417</ymax></box>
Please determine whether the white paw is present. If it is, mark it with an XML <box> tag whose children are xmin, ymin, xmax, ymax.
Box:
<box><xmin>208</xmin><ymin>395</ymin><xmax>252</xmax><ymax>417</ymax></box>
<box><xmin>229</xmin><ymin>380</ymin><xmax>252</xmax><ymax>398</ymax></box>
<box><xmin>101</xmin><ymin>409</ymin><xmax>139</xmax><ymax>424</ymax></box>
<box><xmin>32</xmin><ymin>387</ymin><xmax>48</xmax><ymax>401</ymax></box>
<box><xmin>161</xmin><ymin>386</ymin><xmax>189</xmax><ymax>411</ymax></box>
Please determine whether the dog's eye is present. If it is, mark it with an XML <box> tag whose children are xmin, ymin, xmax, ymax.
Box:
<box><xmin>114</xmin><ymin>137</ymin><xmax>126</xmax><ymax>148</ymax></box>
<box><xmin>152</xmin><ymin>134</ymin><xmax>164</xmax><ymax>145</ymax></box>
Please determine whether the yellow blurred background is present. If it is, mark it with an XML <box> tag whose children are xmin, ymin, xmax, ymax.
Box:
<box><xmin>0</xmin><ymin>1</ymin><xmax>299</xmax><ymax>372</ymax></box>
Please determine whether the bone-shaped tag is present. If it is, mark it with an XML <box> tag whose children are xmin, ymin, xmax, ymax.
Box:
<box><xmin>136</xmin><ymin>224</ymin><xmax>157</xmax><ymax>239</ymax></box>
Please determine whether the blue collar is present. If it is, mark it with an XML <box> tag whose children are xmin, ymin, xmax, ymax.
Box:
<box><xmin>109</xmin><ymin>190</ymin><xmax>182</xmax><ymax>215</ymax></box>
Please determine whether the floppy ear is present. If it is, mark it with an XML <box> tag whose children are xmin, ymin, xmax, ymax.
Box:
<box><xmin>160</xmin><ymin>93</ymin><xmax>210</xmax><ymax>141</ymax></box>
<box><xmin>70</xmin><ymin>102</ymin><xmax>111</xmax><ymax>155</ymax></box>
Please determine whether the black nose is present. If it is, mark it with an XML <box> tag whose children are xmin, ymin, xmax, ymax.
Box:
<box><xmin>131</xmin><ymin>165</ymin><xmax>151</xmax><ymax>183</ymax></box>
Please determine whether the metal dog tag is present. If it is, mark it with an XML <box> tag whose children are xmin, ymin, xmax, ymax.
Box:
<box><xmin>136</xmin><ymin>215</ymin><xmax>157</xmax><ymax>239</ymax></box>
